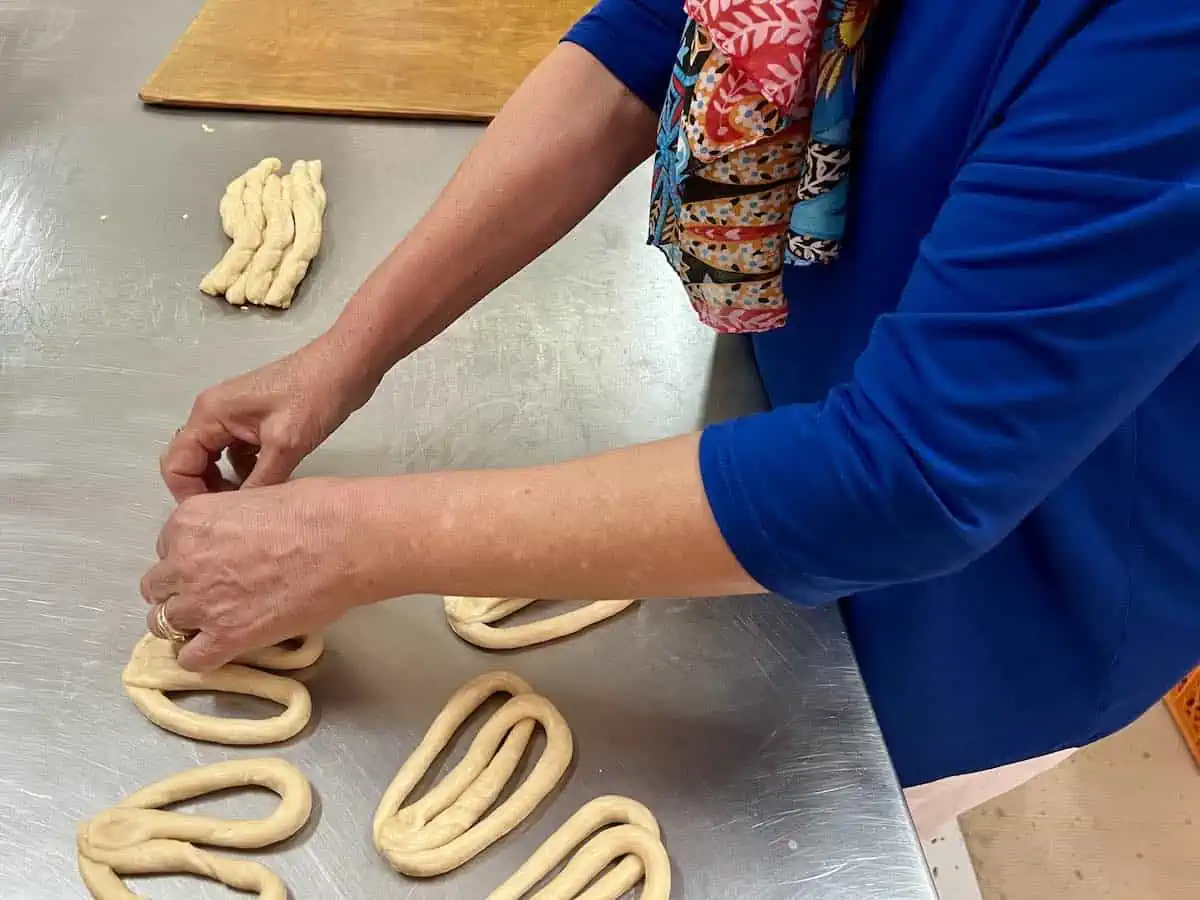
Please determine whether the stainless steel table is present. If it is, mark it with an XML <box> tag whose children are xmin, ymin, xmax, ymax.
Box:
<box><xmin>0</xmin><ymin>2</ymin><xmax>935</xmax><ymax>897</ymax></box>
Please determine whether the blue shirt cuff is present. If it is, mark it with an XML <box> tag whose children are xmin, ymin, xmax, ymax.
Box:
<box><xmin>700</xmin><ymin>419</ymin><xmax>847</xmax><ymax>606</ymax></box>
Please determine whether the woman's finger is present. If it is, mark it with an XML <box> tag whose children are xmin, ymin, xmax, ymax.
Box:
<box><xmin>150</xmin><ymin>592</ymin><xmax>206</xmax><ymax>632</ymax></box>
<box><xmin>140</xmin><ymin>560</ymin><xmax>182</xmax><ymax>605</ymax></box>
<box><xmin>227</xmin><ymin>439</ymin><xmax>260</xmax><ymax>485</ymax></box>
<box><xmin>160</xmin><ymin>416</ymin><xmax>239</xmax><ymax>501</ymax></box>
<box><xmin>145</xmin><ymin>598</ymin><xmax>195</xmax><ymax>642</ymax></box>
<box><xmin>176</xmin><ymin>631</ymin><xmax>234</xmax><ymax>673</ymax></box>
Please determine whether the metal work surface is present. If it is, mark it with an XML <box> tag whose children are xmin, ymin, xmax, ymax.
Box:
<box><xmin>0</xmin><ymin>2</ymin><xmax>935</xmax><ymax>898</ymax></box>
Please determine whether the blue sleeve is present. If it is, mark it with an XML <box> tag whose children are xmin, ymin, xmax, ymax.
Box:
<box><xmin>563</xmin><ymin>0</ymin><xmax>687</xmax><ymax>111</ymax></box>
<box><xmin>700</xmin><ymin>0</ymin><xmax>1200</xmax><ymax>603</ymax></box>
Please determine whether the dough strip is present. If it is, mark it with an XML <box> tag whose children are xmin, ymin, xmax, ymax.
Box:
<box><xmin>374</xmin><ymin>671</ymin><xmax>574</xmax><ymax>877</ymax></box>
<box><xmin>122</xmin><ymin>634</ymin><xmax>320</xmax><ymax>745</ymax></box>
<box><xmin>444</xmin><ymin>597</ymin><xmax>637</xmax><ymax>650</ymax></box>
<box><xmin>76</xmin><ymin>757</ymin><xmax>311</xmax><ymax>900</ymax></box>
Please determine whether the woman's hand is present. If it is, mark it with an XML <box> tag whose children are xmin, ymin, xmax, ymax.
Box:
<box><xmin>140</xmin><ymin>478</ymin><xmax>384</xmax><ymax>670</ymax></box>
<box><xmin>160</xmin><ymin>336</ymin><xmax>378</xmax><ymax>501</ymax></box>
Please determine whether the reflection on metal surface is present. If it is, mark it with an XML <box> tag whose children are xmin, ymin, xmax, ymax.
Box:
<box><xmin>1</xmin><ymin>1</ymin><xmax>934</xmax><ymax>897</ymax></box>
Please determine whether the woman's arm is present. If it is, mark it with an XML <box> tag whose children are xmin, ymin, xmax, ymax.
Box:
<box><xmin>326</xmin><ymin>41</ymin><xmax>662</xmax><ymax>385</ymax></box>
<box><xmin>356</xmin><ymin>434</ymin><xmax>763</xmax><ymax>602</ymax></box>
<box><xmin>161</xmin><ymin>31</ymin><xmax>681</xmax><ymax>498</ymax></box>
<box><xmin>146</xmin><ymin>433</ymin><xmax>761</xmax><ymax>671</ymax></box>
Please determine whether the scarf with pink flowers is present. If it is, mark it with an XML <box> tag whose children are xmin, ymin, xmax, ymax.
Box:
<box><xmin>650</xmin><ymin>1</ymin><xmax>879</xmax><ymax>332</ymax></box>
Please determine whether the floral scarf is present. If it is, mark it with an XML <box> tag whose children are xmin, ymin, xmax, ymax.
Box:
<box><xmin>649</xmin><ymin>0</ymin><xmax>878</xmax><ymax>333</ymax></box>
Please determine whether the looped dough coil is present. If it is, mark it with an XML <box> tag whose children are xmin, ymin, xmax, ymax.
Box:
<box><xmin>76</xmin><ymin>757</ymin><xmax>311</xmax><ymax>900</ymax></box>
<box><xmin>122</xmin><ymin>634</ymin><xmax>322</xmax><ymax>745</ymax></box>
<box><xmin>236</xmin><ymin>633</ymin><xmax>325</xmax><ymax>671</ymax></box>
<box><xmin>444</xmin><ymin>597</ymin><xmax>637</xmax><ymax>650</ymax></box>
<box><xmin>374</xmin><ymin>671</ymin><xmax>574</xmax><ymax>877</ymax></box>
<box><xmin>488</xmin><ymin>796</ymin><xmax>670</xmax><ymax>900</ymax></box>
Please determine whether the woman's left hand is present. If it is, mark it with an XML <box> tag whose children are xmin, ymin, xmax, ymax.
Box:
<box><xmin>140</xmin><ymin>477</ymin><xmax>383</xmax><ymax>671</ymax></box>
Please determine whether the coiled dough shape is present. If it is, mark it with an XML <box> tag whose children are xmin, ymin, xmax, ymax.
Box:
<box><xmin>444</xmin><ymin>597</ymin><xmax>637</xmax><ymax>650</ymax></box>
<box><xmin>76</xmin><ymin>757</ymin><xmax>311</xmax><ymax>900</ymax></box>
<box><xmin>122</xmin><ymin>633</ymin><xmax>323</xmax><ymax>745</ymax></box>
<box><xmin>373</xmin><ymin>671</ymin><xmax>573</xmax><ymax>877</ymax></box>
<box><xmin>489</xmin><ymin>795</ymin><xmax>670</xmax><ymax>900</ymax></box>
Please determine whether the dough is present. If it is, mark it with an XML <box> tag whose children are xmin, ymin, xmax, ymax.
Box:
<box><xmin>530</xmin><ymin>824</ymin><xmax>670</xmax><ymax>900</ymax></box>
<box><xmin>236</xmin><ymin>632</ymin><xmax>325</xmax><ymax>671</ymax></box>
<box><xmin>444</xmin><ymin>597</ymin><xmax>638</xmax><ymax>650</ymax></box>
<box><xmin>217</xmin><ymin>173</ymin><xmax>246</xmax><ymax>240</ymax></box>
<box><xmin>241</xmin><ymin>172</ymin><xmax>295</xmax><ymax>305</ymax></box>
<box><xmin>373</xmin><ymin>671</ymin><xmax>573</xmax><ymax>877</ymax></box>
<box><xmin>488</xmin><ymin>797</ymin><xmax>670</xmax><ymax>900</ymax></box>
<box><xmin>199</xmin><ymin>157</ymin><xmax>280</xmax><ymax>298</ymax></box>
<box><xmin>263</xmin><ymin>159</ymin><xmax>325</xmax><ymax>309</ymax></box>
<box><xmin>77</xmin><ymin>757</ymin><xmax>310</xmax><ymax>900</ymax></box>
<box><xmin>122</xmin><ymin>633</ymin><xmax>321</xmax><ymax>745</ymax></box>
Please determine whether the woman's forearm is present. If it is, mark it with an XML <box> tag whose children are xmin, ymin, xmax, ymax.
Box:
<box><xmin>326</xmin><ymin>43</ymin><xmax>660</xmax><ymax>381</ymax></box>
<box><xmin>350</xmin><ymin>434</ymin><xmax>764</xmax><ymax>603</ymax></box>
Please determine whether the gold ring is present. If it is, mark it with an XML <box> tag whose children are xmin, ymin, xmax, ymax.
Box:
<box><xmin>154</xmin><ymin>601</ymin><xmax>194</xmax><ymax>645</ymax></box>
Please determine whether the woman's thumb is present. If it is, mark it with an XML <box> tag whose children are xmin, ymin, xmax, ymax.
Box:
<box><xmin>241</xmin><ymin>443</ymin><xmax>300</xmax><ymax>489</ymax></box>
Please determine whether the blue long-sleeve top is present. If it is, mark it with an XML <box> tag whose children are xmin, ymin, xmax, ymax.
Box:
<box><xmin>567</xmin><ymin>0</ymin><xmax>1200</xmax><ymax>787</ymax></box>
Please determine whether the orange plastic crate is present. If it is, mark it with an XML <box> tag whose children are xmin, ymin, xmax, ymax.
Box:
<box><xmin>1165</xmin><ymin>666</ymin><xmax>1200</xmax><ymax>768</ymax></box>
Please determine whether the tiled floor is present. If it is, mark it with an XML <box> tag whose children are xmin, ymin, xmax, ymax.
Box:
<box><xmin>962</xmin><ymin>704</ymin><xmax>1199</xmax><ymax>899</ymax></box>
<box><xmin>916</xmin><ymin>701</ymin><xmax>1199</xmax><ymax>899</ymax></box>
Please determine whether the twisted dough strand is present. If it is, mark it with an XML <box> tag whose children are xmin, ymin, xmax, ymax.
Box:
<box><xmin>243</xmin><ymin>171</ymin><xmax>296</xmax><ymax>305</ymax></box>
<box><xmin>263</xmin><ymin>159</ymin><xmax>325</xmax><ymax>309</ymax></box>
<box><xmin>200</xmin><ymin>157</ymin><xmax>280</xmax><ymax>297</ymax></box>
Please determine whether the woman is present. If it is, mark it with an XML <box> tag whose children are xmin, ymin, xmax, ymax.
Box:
<box><xmin>143</xmin><ymin>0</ymin><xmax>1200</xmax><ymax>837</ymax></box>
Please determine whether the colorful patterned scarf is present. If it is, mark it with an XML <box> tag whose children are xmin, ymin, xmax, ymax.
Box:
<box><xmin>650</xmin><ymin>1</ymin><xmax>878</xmax><ymax>333</ymax></box>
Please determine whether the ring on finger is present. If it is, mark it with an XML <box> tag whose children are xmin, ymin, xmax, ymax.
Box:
<box><xmin>153</xmin><ymin>600</ymin><xmax>196</xmax><ymax>645</ymax></box>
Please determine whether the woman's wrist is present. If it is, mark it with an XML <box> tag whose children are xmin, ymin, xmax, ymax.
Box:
<box><xmin>310</xmin><ymin>310</ymin><xmax>400</xmax><ymax>409</ymax></box>
<box><xmin>331</xmin><ymin>476</ymin><xmax>413</xmax><ymax>607</ymax></box>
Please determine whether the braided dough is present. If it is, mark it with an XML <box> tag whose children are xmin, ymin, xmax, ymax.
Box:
<box><xmin>200</xmin><ymin>157</ymin><xmax>325</xmax><ymax>309</ymax></box>
<box><xmin>374</xmin><ymin>671</ymin><xmax>573</xmax><ymax>877</ymax></box>
<box><xmin>264</xmin><ymin>160</ymin><xmax>326</xmax><ymax>309</ymax></box>
<box><xmin>237</xmin><ymin>171</ymin><xmax>295</xmax><ymax>305</ymax></box>
<box><xmin>199</xmin><ymin>157</ymin><xmax>280</xmax><ymax>297</ymax></box>
<box><xmin>77</xmin><ymin>757</ymin><xmax>311</xmax><ymax>900</ymax></box>
<box><xmin>122</xmin><ymin>633</ymin><xmax>323</xmax><ymax>745</ymax></box>
<box><xmin>444</xmin><ymin>597</ymin><xmax>637</xmax><ymax>650</ymax></box>
<box><xmin>489</xmin><ymin>796</ymin><xmax>670</xmax><ymax>900</ymax></box>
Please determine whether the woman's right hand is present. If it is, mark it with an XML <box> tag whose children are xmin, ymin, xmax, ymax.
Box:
<box><xmin>160</xmin><ymin>336</ymin><xmax>378</xmax><ymax>501</ymax></box>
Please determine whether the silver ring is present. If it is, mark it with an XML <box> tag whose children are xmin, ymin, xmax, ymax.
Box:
<box><xmin>154</xmin><ymin>601</ymin><xmax>194</xmax><ymax>644</ymax></box>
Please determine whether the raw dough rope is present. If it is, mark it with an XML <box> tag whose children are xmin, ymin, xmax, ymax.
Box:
<box><xmin>217</xmin><ymin>172</ymin><xmax>246</xmax><ymax>240</ymax></box>
<box><xmin>199</xmin><ymin>157</ymin><xmax>280</xmax><ymax>296</ymax></box>
<box><xmin>373</xmin><ymin>671</ymin><xmax>574</xmax><ymax>877</ymax></box>
<box><xmin>488</xmin><ymin>796</ymin><xmax>670</xmax><ymax>900</ymax></box>
<box><xmin>444</xmin><ymin>597</ymin><xmax>638</xmax><ymax>650</ymax></box>
<box><xmin>122</xmin><ymin>633</ymin><xmax>322</xmax><ymax>745</ymax></box>
<box><xmin>263</xmin><ymin>159</ymin><xmax>325</xmax><ymax>309</ymax></box>
<box><xmin>77</xmin><ymin>757</ymin><xmax>311</xmax><ymax>900</ymax></box>
<box><xmin>239</xmin><ymin>170</ymin><xmax>296</xmax><ymax>305</ymax></box>
<box><xmin>236</xmin><ymin>633</ymin><xmax>325</xmax><ymax>671</ymax></box>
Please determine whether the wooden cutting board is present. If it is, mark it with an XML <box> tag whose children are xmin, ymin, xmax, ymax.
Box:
<box><xmin>140</xmin><ymin>0</ymin><xmax>591</xmax><ymax>121</ymax></box>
